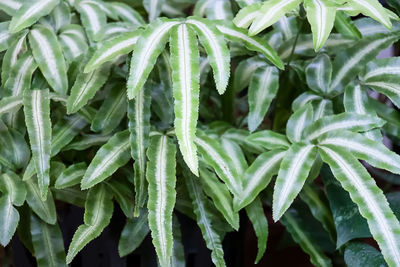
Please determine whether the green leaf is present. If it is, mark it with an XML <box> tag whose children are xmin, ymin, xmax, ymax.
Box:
<box><xmin>23</xmin><ymin>89</ymin><xmax>52</xmax><ymax>200</ymax></box>
<box><xmin>329</xmin><ymin>32</ymin><xmax>400</xmax><ymax>95</ymax></box>
<box><xmin>76</xmin><ymin>1</ymin><xmax>106</xmax><ymax>42</ymax></box>
<box><xmin>55</xmin><ymin>162</ymin><xmax>87</xmax><ymax>189</ymax></box>
<box><xmin>25</xmin><ymin>178</ymin><xmax>56</xmax><ymax>225</ymax></box>
<box><xmin>171</xmin><ymin>215</ymin><xmax>185</xmax><ymax>267</ymax></box>
<box><xmin>9</xmin><ymin>0</ymin><xmax>59</xmax><ymax>33</ymax></box>
<box><xmin>118</xmin><ymin>210</ymin><xmax>149</xmax><ymax>257</ymax></box>
<box><xmin>233</xmin><ymin>56</ymin><xmax>267</xmax><ymax>92</ymax></box>
<box><xmin>187</xmin><ymin>17</ymin><xmax>230</xmax><ymax>94</ymax></box>
<box><xmin>305</xmin><ymin>53</ymin><xmax>332</xmax><ymax>95</ymax></box>
<box><xmin>216</xmin><ymin>21</ymin><xmax>284</xmax><ymax>69</ymax></box>
<box><xmin>84</xmin><ymin>29</ymin><xmax>142</xmax><ymax>73</ymax></box>
<box><xmin>29</xmin><ymin>25</ymin><xmax>68</xmax><ymax>94</ymax></box>
<box><xmin>304</xmin><ymin>0</ymin><xmax>337</xmax><ymax>51</ymax></box>
<box><xmin>146</xmin><ymin>135</ymin><xmax>177</xmax><ymax>267</ymax></box>
<box><xmin>30</xmin><ymin>214</ymin><xmax>67</xmax><ymax>267</ymax></box>
<box><xmin>233</xmin><ymin>3</ymin><xmax>262</xmax><ymax>29</ymax></box>
<box><xmin>319</xmin><ymin>146</ymin><xmax>400</xmax><ymax>266</ymax></box>
<box><xmin>360</xmin><ymin>57</ymin><xmax>400</xmax><ymax>109</ymax></box>
<box><xmin>128</xmin><ymin>83</ymin><xmax>151</xmax><ymax>216</ymax></box>
<box><xmin>50</xmin><ymin>1</ymin><xmax>71</xmax><ymax>32</ymax></box>
<box><xmin>245</xmin><ymin>197</ymin><xmax>268</xmax><ymax>264</ymax></box>
<box><xmin>185</xmin><ymin>173</ymin><xmax>226</xmax><ymax>267</ymax></box>
<box><xmin>286</xmin><ymin>103</ymin><xmax>314</xmax><ymax>143</ymax></box>
<box><xmin>64</xmin><ymin>134</ymin><xmax>110</xmax><ymax>151</ymax></box>
<box><xmin>52</xmin><ymin>187</ymin><xmax>86</xmax><ymax>208</ymax></box>
<box><xmin>0</xmin><ymin>95</ymin><xmax>23</xmax><ymax>117</ymax></box>
<box><xmin>344</xmin><ymin>242</ymin><xmax>386</xmax><ymax>267</ymax></box>
<box><xmin>334</xmin><ymin>11</ymin><xmax>362</xmax><ymax>39</ymax></box>
<box><xmin>319</xmin><ymin>130</ymin><xmax>400</xmax><ymax>175</ymax></box>
<box><xmin>109</xmin><ymin>2</ymin><xmax>145</xmax><ymax>25</ymax></box>
<box><xmin>0</xmin><ymin>197</ymin><xmax>19</xmax><ymax>246</ymax></box>
<box><xmin>248</xmin><ymin>66</ymin><xmax>279</xmax><ymax>132</ymax></box>
<box><xmin>143</xmin><ymin>0</ymin><xmax>165</xmax><ymax>21</ymax></box>
<box><xmin>236</xmin><ymin>149</ymin><xmax>286</xmax><ymax>210</ymax></box>
<box><xmin>66</xmin><ymin>184</ymin><xmax>114</xmax><ymax>264</ymax></box>
<box><xmin>81</xmin><ymin>130</ymin><xmax>131</xmax><ymax>190</ymax></box>
<box><xmin>248</xmin><ymin>0</ymin><xmax>303</xmax><ymax>36</ymax></box>
<box><xmin>0</xmin><ymin>0</ymin><xmax>22</xmax><ymax>16</ymax></box>
<box><xmin>199</xmin><ymin>167</ymin><xmax>239</xmax><ymax>230</ymax></box>
<box><xmin>106</xmin><ymin>178</ymin><xmax>134</xmax><ymax>218</ymax></box>
<box><xmin>127</xmin><ymin>18</ymin><xmax>179</xmax><ymax>99</ymax></box>
<box><xmin>91</xmin><ymin>84</ymin><xmax>127</xmax><ymax>134</ymax></box>
<box><xmin>195</xmin><ymin>130</ymin><xmax>241</xmax><ymax>197</ymax></box>
<box><xmin>304</xmin><ymin>113</ymin><xmax>385</xmax><ymax>141</ymax></box>
<box><xmin>58</xmin><ymin>27</ymin><xmax>88</xmax><ymax>62</ymax></box>
<box><xmin>273</xmin><ymin>143</ymin><xmax>317</xmax><ymax>221</ymax></box>
<box><xmin>66</xmin><ymin>63</ymin><xmax>110</xmax><ymax>114</ymax></box>
<box><xmin>170</xmin><ymin>23</ymin><xmax>200</xmax><ymax>176</ymax></box>
<box><xmin>4</xmin><ymin>53</ymin><xmax>37</xmax><ymax>97</ymax></box>
<box><xmin>348</xmin><ymin>0</ymin><xmax>392</xmax><ymax>29</ymax></box>
<box><xmin>246</xmin><ymin>130</ymin><xmax>290</xmax><ymax>150</ymax></box>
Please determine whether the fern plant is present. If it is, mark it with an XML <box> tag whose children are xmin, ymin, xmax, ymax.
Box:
<box><xmin>2</xmin><ymin>0</ymin><xmax>400</xmax><ymax>266</ymax></box>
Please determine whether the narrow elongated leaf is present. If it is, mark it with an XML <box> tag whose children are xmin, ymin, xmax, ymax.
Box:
<box><xmin>248</xmin><ymin>66</ymin><xmax>279</xmax><ymax>132</ymax></box>
<box><xmin>127</xmin><ymin>18</ymin><xmax>179</xmax><ymax>99</ymax></box>
<box><xmin>0</xmin><ymin>95</ymin><xmax>23</xmax><ymax>116</ymax></box>
<box><xmin>0</xmin><ymin>0</ymin><xmax>22</xmax><ymax>16</ymax></box>
<box><xmin>237</xmin><ymin>150</ymin><xmax>286</xmax><ymax>210</ymax></box>
<box><xmin>245</xmin><ymin>197</ymin><xmax>268</xmax><ymax>264</ymax></box>
<box><xmin>0</xmin><ymin>172</ymin><xmax>26</xmax><ymax>206</ymax></box>
<box><xmin>128</xmin><ymin>84</ymin><xmax>151</xmax><ymax>216</ymax></box>
<box><xmin>58</xmin><ymin>30</ymin><xmax>88</xmax><ymax>62</ymax></box>
<box><xmin>319</xmin><ymin>146</ymin><xmax>400</xmax><ymax>267</ymax></box>
<box><xmin>91</xmin><ymin>84</ymin><xmax>127</xmax><ymax>134</ymax></box>
<box><xmin>76</xmin><ymin>1</ymin><xmax>106</xmax><ymax>42</ymax></box>
<box><xmin>334</xmin><ymin>11</ymin><xmax>362</xmax><ymax>39</ymax></box>
<box><xmin>216</xmin><ymin>22</ymin><xmax>284</xmax><ymax>69</ymax></box>
<box><xmin>66</xmin><ymin>64</ymin><xmax>110</xmax><ymax>114</ymax></box>
<box><xmin>25</xmin><ymin>178</ymin><xmax>56</xmax><ymax>225</ymax></box>
<box><xmin>29</xmin><ymin>25</ymin><xmax>68</xmax><ymax>94</ymax></box>
<box><xmin>233</xmin><ymin>3</ymin><xmax>262</xmax><ymax>28</ymax></box>
<box><xmin>248</xmin><ymin>0</ymin><xmax>303</xmax><ymax>35</ymax></box>
<box><xmin>329</xmin><ymin>32</ymin><xmax>400</xmax><ymax>94</ymax></box>
<box><xmin>195</xmin><ymin>131</ymin><xmax>241</xmax><ymax>197</ymax></box>
<box><xmin>50</xmin><ymin>1</ymin><xmax>71</xmax><ymax>31</ymax></box>
<box><xmin>66</xmin><ymin>184</ymin><xmax>114</xmax><ymax>264</ymax></box>
<box><xmin>55</xmin><ymin>162</ymin><xmax>87</xmax><ymax>189</ymax></box>
<box><xmin>304</xmin><ymin>113</ymin><xmax>385</xmax><ymax>141</ymax></box>
<box><xmin>0</xmin><ymin>197</ymin><xmax>19</xmax><ymax>246</ymax></box>
<box><xmin>171</xmin><ymin>215</ymin><xmax>185</xmax><ymax>267</ymax></box>
<box><xmin>1</xmin><ymin>31</ymin><xmax>28</xmax><ymax>85</ymax></box>
<box><xmin>107</xmin><ymin>178</ymin><xmax>134</xmax><ymax>218</ymax></box>
<box><xmin>84</xmin><ymin>30</ymin><xmax>142</xmax><ymax>73</ymax></box>
<box><xmin>64</xmin><ymin>134</ymin><xmax>110</xmax><ymax>151</ymax></box>
<box><xmin>221</xmin><ymin>138</ymin><xmax>248</xmax><ymax>177</ymax></box>
<box><xmin>286</xmin><ymin>103</ymin><xmax>313</xmax><ymax>143</ymax></box>
<box><xmin>305</xmin><ymin>53</ymin><xmax>332</xmax><ymax>95</ymax></box>
<box><xmin>30</xmin><ymin>214</ymin><xmax>67</xmax><ymax>267</ymax></box>
<box><xmin>9</xmin><ymin>0</ymin><xmax>59</xmax><ymax>33</ymax></box>
<box><xmin>246</xmin><ymin>130</ymin><xmax>290</xmax><ymax>150</ymax></box>
<box><xmin>4</xmin><ymin>53</ymin><xmax>37</xmax><ymax>97</ymax></box>
<box><xmin>319</xmin><ymin>131</ymin><xmax>400</xmax><ymax>174</ymax></box>
<box><xmin>146</xmin><ymin>135</ymin><xmax>177</xmax><ymax>267</ymax></box>
<box><xmin>110</xmin><ymin>2</ymin><xmax>144</xmax><ymax>25</ymax></box>
<box><xmin>143</xmin><ymin>0</ymin><xmax>165</xmax><ymax>21</ymax></box>
<box><xmin>187</xmin><ymin>17</ymin><xmax>230</xmax><ymax>94</ymax></box>
<box><xmin>170</xmin><ymin>23</ymin><xmax>200</xmax><ymax>176</ymax></box>
<box><xmin>23</xmin><ymin>89</ymin><xmax>52</xmax><ymax>200</ymax></box>
<box><xmin>233</xmin><ymin>56</ymin><xmax>267</xmax><ymax>92</ymax></box>
<box><xmin>305</xmin><ymin>0</ymin><xmax>337</xmax><ymax>51</ymax></box>
<box><xmin>118</xmin><ymin>210</ymin><xmax>150</xmax><ymax>257</ymax></box>
<box><xmin>185</xmin><ymin>174</ymin><xmax>226</xmax><ymax>267</ymax></box>
<box><xmin>273</xmin><ymin>143</ymin><xmax>317</xmax><ymax>221</ymax></box>
<box><xmin>81</xmin><ymin>130</ymin><xmax>131</xmax><ymax>190</ymax></box>
<box><xmin>199</xmin><ymin>167</ymin><xmax>239</xmax><ymax>230</ymax></box>
<box><xmin>349</xmin><ymin>0</ymin><xmax>392</xmax><ymax>28</ymax></box>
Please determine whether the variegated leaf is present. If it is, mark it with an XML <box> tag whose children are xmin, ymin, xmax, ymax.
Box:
<box><xmin>246</xmin><ymin>130</ymin><xmax>290</xmax><ymax>150</ymax></box>
<box><xmin>128</xmin><ymin>84</ymin><xmax>151</xmax><ymax>216</ymax></box>
<box><xmin>170</xmin><ymin>23</ymin><xmax>200</xmax><ymax>176</ymax></box>
<box><xmin>66</xmin><ymin>184</ymin><xmax>114</xmax><ymax>264</ymax></box>
<box><xmin>304</xmin><ymin>113</ymin><xmax>385</xmax><ymax>141</ymax></box>
<box><xmin>127</xmin><ymin>18</ymin><xmax>179</xmax><ymax>99</ymax></box>
<box><xmin>304</xmin><ymin>0</ymin><xmax>337</xmax><ymax>51</ymax></box>
<box><xmin>29</xmin><ymin>25</ymin><xmax>68</xmax><ymax>95</ymax></box>
<box><xmin>76</xmin><ymin>1</ymin><xmax>106</xmax><ymax>42</ymax></box>
<box><xmin>187</xmin><ymin>17</ymin><xmax>230</xmax><ymax>94</ymax></box>
<box><xmin>9</xmin><ymin>0</ymin><xmax>59</xmax><ymax>33</ymax></box>
<box><xmin>85</xmin><ymin>29</ymin><xmax>142</xmax><ymax>73</ymax></box>
<box><xmin>305</xmin><ymin>53</ymin><xmax>332</xmax><ymax>95</ymax></box>
<box><xmin>4</xmin><ymin>53</ymin><xmax>37</xmax><ymax>97</ymax></box>
<box><xmin>143</xmin><ymin>0</ymin><xmax>165</xmax><ymax>21</ymax></box>
<box><xmin>0</xmin><ymin>95</ymin><xmax>23</xmax><ymax>116</ymax></box>
<box><xmin>233</xmin><ymin>3</ymin><xmax>262</xmax><ymax>29</ymax></box>
<box><xmin>237</xmin><ymin>150</ymin><xmax>286</xmax><ymax>210</ymax></box>
<box><xmin>0</xmin><ymin>0</ymin><xmax>22</xmax><ymax>16</ymax></box>
<box><xmin>319</xmin><ymin>146</ymin><xmax>400</xmax><ymax>267</ymax></box>
<box><xmin>23</xmin><ymin>89</ymin><xmax>52</xmax><ymax>200</ymax></box>
<box><xmin>146</xmin><ymin>135</ymin><xmax>176</xmax><ymax>267</ymax></box>
<box><xmin>348</xmin><ymin>0</ymin><xmax>392</xmax><ymax>29</ymax></box>
<box><xmin>248</xmin><ymin>66</ymin><xmax>279</xmax><ymax>132</ymax></box>
<box><xmin>55</xmin><ymin>162</ymin><xmax>87</xmax><ymax>189</ymax></box>
<box><xmin>81</xmin><ymin>130</ymin><xmax>131</xmax><ymax>190</ymax></box>
<box><xmin>273</xmin><ymin>143</ymin><xmax>317</xmax><ymax>221</ymax></box>
<box><xmin>286</xmin><ymin>103</ymin><xmax>313</xmax><ymax>143</ymax></box>
<box><xmin>109</xmin><ymin>2</ymin><xmax>144</xmax><ymax>25</ymax></box>
<box><xmin>248</xmin><ymin>0</ymin><xmax>303</xmax><ymax>36</ymax></box>
<box><xmin>25</xmin><ymin>178</ymin><xmax>57</xmax><ymax>224</ymax></box>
